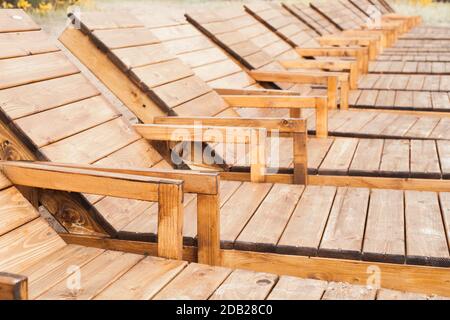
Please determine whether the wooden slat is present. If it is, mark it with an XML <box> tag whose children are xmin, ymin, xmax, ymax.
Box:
<box><xmin>153</xmin><ymin>263</ymin><xmax>231</xmax><ymax>300</ymax></box>
<box><xmin>0</xmin><ymin>74</ymin><xmax>100</xmax><ymax>120</ymax></box>
<box><xmin>349</xmin><ymin>139</ymin><xmax>383</xmax><ymax>176</ymax></box>
<box><xmin>37</xmin><ymin>251</ymin><xmax>143</xmax><ymax>300</ymax></box>
<box><xmin>210</xmin><ymin>269</ymin><xmax>277</xmax><ymax>300</ymax></box>
<box><xmin>362</xmin><ymin>189</ymin><xmax>405</xmax><ymax>263</ymax></box>
<box><xmin>318</xmin><ymin>138</ymin><xmax>358</xmax><ymax>175</ymax></box>
<box><xmin>131</xmin><ymin>59</ymin><xmax>193</xmax><ymax>89</ymax></box>
<box><xmin>377</xmin><ymin>289</ymin><xmax>428</xmax><ymax>300</ymax></box>
<box><xmin>15</xmin><ymin>96</ymin><xmax>120</xmax><ymax>148</ymax></box>
<box><xmin>95</xmin><ymin>256</ymin><xmax>187</xmax><ymax>300</ymax></box>
<box><xmin>410</xmin><ymin>140</ymin><xmax>441</xmax><ymax>179</ymax></box>
<box><xmin>0</xmin><ymin>52</ymin><xmax>79</xmax><ymax>90</ymax></box>
<box><xmin>319</xmin><ymin>187</ymin><xmax>370</xmax><ymax>259</ymax></box>
<box><xmin>41</xmin><ymin>118</ymin><xmax>140</xmax><ymax>164</ymax></box>
<box><xmin>0</xmin><ymin>9</ymin><xmax>40</xmax><ymax>33</ymax></box>
<box><xmin>235</xmin><ymin>184</ymin><xmax>304</xmax><ymax>252</ymax></box>
<box><xmin>0</xmin><ymin>187</ymin><xmax>39</xmax><ymax>237</ymax></box>
<box><xmin>0</xmin><ymin>218</ymin><xmax>66</xmax><ymax>274</ymax></box>
<box><xmin>277</xmin><ymin>186</ymin><xmax>336</xmax><ymax>256</ymax></box>
<box><xmin>219</xmin><ymin>182</ymin><xmax>272</xmax><ymax>248</ymax></box>
<box><xmin>22</xmin><ymin>245</ymin><xmax>104</xmax><ymax>299</ymax></box>
<box><xmin>111</xmin><ymin>43</ymin><xmax>175</xmax><ymax>70</ymax></box>
<box><xmin>379</xmin><ymin>140</ymin><xmax>410</xmax><ymax>177</ymax></box>
<box><xmin>437</xmin><ymin>141</ymin><xmax>450</xmax><ymax>178</ymax></box>
<box><xmin>268</xmin><ymin>276</ymin><xmax>327</xmax><ymax>300</ymax></box>
<box><xmin>92</xmin><ymin>28</ymin><xmax>159</xmax><ymax>49</ymax></box>
<box><xmin>405</xmin><ymin>191</ymin><xmax>450</xmax><ymax>267</ymax></box>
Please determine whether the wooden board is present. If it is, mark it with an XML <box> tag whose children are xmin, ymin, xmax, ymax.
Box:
<box><xmin>319</xmin><ymin>187</ymin><xmax>370</xmax><ymax>259</ymax></box>
<box><xmin>405</xmin><ymin>191</ymin><xmax>450</xmax><ymax>267</ymax></box>
<box><xmin>153</xmin><ymin>263</ymin><xmax>231</xmax><ymax>300</ymax></box>
<box><xmin>268</xmin><ymin>276</ymin><xmax>327</xmax><ymax>300</ymax></box>
<box><xmin>210</xmin><ymin>269</ymin><xmax>277</xmax><ymax>300</ymax></box>
<box><xmin>362</xmin><ymin>189</ymin><xmax>405</xmax><ymax>263</ymax></box>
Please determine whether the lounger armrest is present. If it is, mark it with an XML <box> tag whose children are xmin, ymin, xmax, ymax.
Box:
<box><xmin>134</xmin><ymin>123</ymin><xmax>308</xmax><ymax>185</ymax></box>
<box><xmin>214</xmin><ymin>87</ymin><xmax>301</xmax><ymax>96</ymax></box>
<box><xmin>0</xmin><ymin>272</ymin><xmax>27</xmax><ymax>300</ymax></box>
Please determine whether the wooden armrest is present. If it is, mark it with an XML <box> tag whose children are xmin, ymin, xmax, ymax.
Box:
<box><xmin>32</xmin><ymin>162</ymin><xmax>219</xmax><ymax>195</ymax></box>
<box><xmin>214</xmin><ymin>87</ymin><xmax>300</xmax><ymax>96</ymax></box>
<box><xmin>0</xmin><ymin>272</ymin><xmax>27</xmax><ymax>300</ymax></box>
<box><xmin>154</xmin><ymin>116</ymin><xmax>307</xmax><ymax>133</ymax></box>
<box><xmin>0</xmin><ymin>161</ymin><xmax>181</xmax><ymax>202</ymax></box>
<box><xmin>249</xmin><ymin>70</ymin><xmax>347</xmax><ymax>84</ymax></box>
<box><xmin>222</xmin><ymin>95</ymin><xmax>322</xmax><ymax>109</ymax></box>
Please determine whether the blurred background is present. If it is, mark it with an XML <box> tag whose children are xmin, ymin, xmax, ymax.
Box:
<box><xmin>1</xmin><ymin>0</ymin><xmax>449</xmax><ymax>33</ymax></box>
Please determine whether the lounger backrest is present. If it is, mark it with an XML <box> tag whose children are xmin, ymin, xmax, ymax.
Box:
<box><xmin>310</xmin><ymin>0</ymin><xmax>364</xmax><ymax>31</ymax></box>
<box><xmin>72</xmin><ymin>12</ymin><xmax>238</xmax><ymax>118</ymax></box>
<box><xmin>339</xmin><ymin>0</ymin><xmax>371</xmax><ymax>22</ymax></box>
<box><xmin>244</xmin><ymin>2</ymin><xmax>320</xmax><ymax>48</ymax></box>
<box><xmin>349</xmin><ymin>0</ymin><xmax>382</xmax><ymax>17</ymax></box>
<box><xmin>0</xmin><ymin>9</ymin><xmax>169</xmax><ymax>235</ymax></box>
<box><xmin>185</xmin><ymin>9</ymin><xmax>307</xmax><ymax>93</ymax></box>
<box><xmin>281</xmin><ymin>3</ymin><xmax>341</xmax><ymax>36</ymax></box>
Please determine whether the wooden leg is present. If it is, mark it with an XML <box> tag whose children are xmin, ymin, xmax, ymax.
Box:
<box><xmin>0</xmin><ymin>273</ymin><xmax>28</xmax><ymax>300</ymax></box>
<box><xmin>158</xmin><ymin>183</ymin><xmax>184</xmax><ymax>260</ymax></box>
<box><xmin>349</xmin><ymin>62</ymin><xmax>359</xmax><ymax>90</ymax></box>
<box><xmin>250</xmin><ymin>129</ymin><xmax>266</xmax><ymax>183</ymax></box>
<box><xmin>197</xmin><ymin>194</ymin><xmax>221</xmax><ymax>266</ymax></box>
<box><xmin>327</xmin><ymin>77</ymin><xmax>338</xmax><ymax>109</ymax></box>
<box><xmin>316</xmin><ymin>98</ymin><xmax>328</xmax><ymax>138</ymax></box>
<box><xmin>340</xmin><ymin>80</ymin><xmax>350</xmax><ymax>110</ymax></box>
<box><xmin>293</xmin><ymin>132</ymin><xmax>308</xmax><ymax>185</ymax></box>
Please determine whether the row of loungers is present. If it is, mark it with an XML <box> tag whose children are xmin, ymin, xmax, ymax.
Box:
<box><xmin>0</xmin><ymin>1</ymin><xmax>450</xmax><ymax>300</ymax></box>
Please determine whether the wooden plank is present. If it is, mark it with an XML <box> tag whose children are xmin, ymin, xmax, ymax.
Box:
<box><xmin>95</xmin><ymin>256</ymin><xmax>187</xmax><ymax>300</ymax></box>
<box><xmin>22</xmin><ymin>244</ymin><xmax>104</xmax><ymax>299</ymax></box>
<box><xmin>75</xmin><ymin>12</ymin><xmax>144</xmax><ymax>31</ymax></box>
<box><xmin>381</xmin><ymin>115</ymin><xmax>417</xmax><ymax>138</ymax></box>
<box><xmin>405</xmin><ymin>191</ymin><xmax>450</xmax><ymax>267</ymax></box>
<box><xmin>92</xmin><ymin>28</ymin><xmax>159</xmax><ymax>50</ymax></box>
<box><xmin>319</xmin><ymin>187</ymin><xmax>370</xmax><ymax>259</ymax></box>
<box><xmin>151</xmin><ymin>76</ymin><xmax>211</xmax><ymax>109</ymax></box>
<box><xmin>431</xmin><ymin>92</ymin><xmax>450</xmax><ymax>111</ymax></box>
<box><xmin>37</xmin><ymin>251</ymin><xmax>143</xmax><ymax>300</ymax></box>
<box><xmin>130</xmin><ymin>59</ymin><xmax>193</xmax><ymax>89</ymax></box>
<box><xmin>410</xmin><ymin>140</ymin><xmax>441</xmax><ymax>179</ymax></box>
<box><xmin>439</xmin><ymin>193</ymin><xmax>450</xmax><ymax>249</ymax></box>
<box><xmin>268</xmin><ymin>276</ymin><xmax>327</xmax><ymax>300</ymax></box>
<box><xmin>0</xmin><ymin>52</ymin><xmax>79</xmax><ymax>90</ymax></box>
<box><xmin>318</xmin><ymin>138</ymin><xmax>358</xmax><ymax>176</ymax></box>
<box><xmin>362</xmin><ymin>189</ymin><xmax>405</xmax><ymax>263</ymax></box>
<box><xmin>0</xmin><ymin>218</ymin><xmax>66</xmax><ymax>274</ymax></box>
<box><xmin>41</xmin><ymin>118</ymin><xmax>140</xmax><ymax>164</ymax></box>
<box><xmin>219</xmin><ymin>182</ymin><xmax>272</xmax><ymax>248</ymax></box>
<box><xmin>111</xmin><ymin>44</ymin><xmax>174</xmax><ymax>70</ymax></box>
<box><xmin>0</xmin><ymin>9</ymin><xmax>40</xmax><ymax>33</ymax></box>
<box><xmin>413</xmin><ymin>91</ymin><xmax>432</xmax><ymax>110</ymax></box>
<box><xmin>0</xmin><ymin>187</ymin><xmax>39</xmax><ymax>237</ymax></box>
<box><xmin>0</xmin><ymin>74</ymin><xmax>100</xmax><ymax>120</ymax></box>
<box><xmin>437</xmin><ymin>141</ymin><xmax>450</xmax><ymax>178</ymax></box>
<box><xmin>307</xmin><ymin>138</ymin><xmax>334</xmax><ymax>174</ymax></box>
<box><xmin>379</xmin><ymin>139</ymin><xmax>410</xmax><ymax>177</ymax></box>
<box><xmin>277</xmin><ymin>186</ymin><xmax>336</xmax><ymax>256</ymax></box>
<box><xmin>15</xmin><ymin>96</ymin><xmax>120</xmax><ymax>148</ymax></box>
<box><xmin>322</xmin><ymin>282</ymin><xmax>377</xmax><ymax>300</ymax></box>
<box><xmin>406</xmin><ymin>117</ymin><xmax>440</xmax><ymax>138</ymax></box>
<box><xmin>210</xmin><ymin>269</ymin><xmax>277</xmax><ymax>300</ymax></box>
<box><xmin>374</xmin><ymin>90</ymin><xmax>396</xmax><ymax>108</ymax></box>
<box><xmin>349</xmin><ymin>139</ymin><xmax>383</xmax><ymax>176</ymax></box>
<box><xmin>153</xmin><ymin>263</ymin><xmax>231</xmax><ymax>300</ymax></box>
<box><xmin>394</xmin><ymin>91</ymin><xmax>413</xmax><ymax>109</ymax></box>
<box><xmin>235</xmin><ymin>184</ymin><xmax>304</xmax><ymax>252</ymax></box>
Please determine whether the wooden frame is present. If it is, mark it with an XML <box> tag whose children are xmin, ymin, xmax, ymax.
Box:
<box><xmin>317</xmin><ymin>35</ymin><xmax>380</xmax><ymax>60</ymax></box>
<box><xmin>220</xmin><ymin>94</ymin><xmax>329</xmax><ymax>138</ymax></box>
<box><xmin>250</xmin><ymin>70</ymin><xmax>349</xmax><ymax>110</ymax></box>
<box><xmin>0</xmin><ymin>161</ymin><xmax>221</xmax><ymax>264</ymax></box>
<box><xmin>134</xmin><ymin>118</ymin><xmax>308</xmax><ymax>185</ymax></box>
<box><xmin>62</xmin><ymin>234</ymin><xmax>450</xmax><ymax>297</ymax></box>
<box><xmin>0</xmin><ymin>272</ymin><xmax>28</xmax><ymax>300</ymax></box>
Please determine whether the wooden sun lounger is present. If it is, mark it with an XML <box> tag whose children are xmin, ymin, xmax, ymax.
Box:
<box><xmin>1</xmin><ymin>10</ymin><xmax>450</xmax><ymax>297</ymax></box>
<box><xmin>182</xmin><ymin>8</ymin><xmax>450</xmax><ymax>112</ymax></box>
<box><xmin>283</xmin><ymin>2</ymin><xmax>450</xmax><ymax>65</ymax></box>
<box><xmin>60</xmin><ymin>11</ymin><xmax>450</xmax><ymax>179</ymax></box>
<box><xmin>0</xmin><ymin>164</ymin><xmax>448</xmax><ymax>300</ymax></box>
